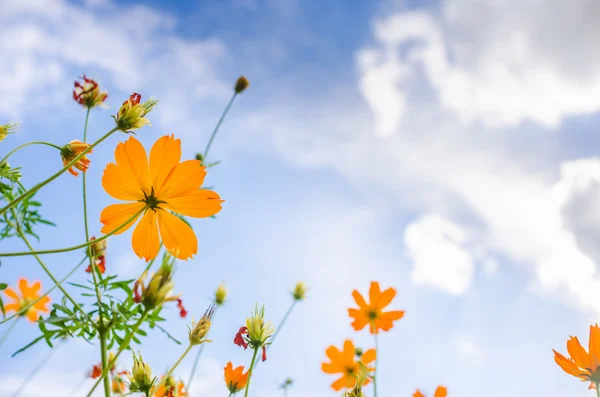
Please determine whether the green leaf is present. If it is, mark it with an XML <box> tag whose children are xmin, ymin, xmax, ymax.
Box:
<box><xmin>12</xmin><ymin>335</ymin><xmax>45</xmax><ymax>357</ymax></box>
<box><xmin>0</xmin><ymin>283</ymin><xmax>7</xmax><ymax>290</ymax></box>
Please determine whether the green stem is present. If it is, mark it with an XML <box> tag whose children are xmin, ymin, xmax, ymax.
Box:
<box><xmin>202</xmin><ymin>92</ymin><xmax>237</xmax><ymax>163</ymax></box>
<box><xmin>186</xmin><ymin>307</ymin><xmax>219</xmax><ymax>390</ymax></box>
<box><xmin>373</xmin><ymin>333</ymin><xmax>379</xmax><ymax>397</ymax></box>
<box><xmin>10</xmin><ymin>209</ymin><xmax>96</xmax><ymax>329</ymax></box>
<box><xmin>0</xmin><ymin>126</ymin><xmax>118</xmax><ymax>216</ymax></box>
<box><xmin>11</xmin><ymin>341</ymin><xmax>61</xmax><ymax>397</ymax></box>
<box><xmin>0</xmin><ymin>206</ymin><xmax>146</xmax><ymax>257</ymax></box>
<box><xmin>0</xmin><ymin>141</ymin><xmax>63</xmax><ymax>164</ymax></box>
<box><xmin>99</xmin><ymin>327</ymin><xmax>111</xmax><ymax>397</ymax></box>
<box><xmin>150</xmin><ymin>344</ymin><xmax>194</xmax><ymax>397</ymax></box>
<box><xmin>86</xmin><ymin>311</ymin><xmax>150</xmax><ymax>397</ymax></box>
<box><xmin>596</xmin><ymin>382</ymin><xmax>599</xmax><ymax>397</ymax></box>
<box><xmin>243</xmin><ymin>347</ymin><xmax>259</xmax><ymax>397</ymax></box>
<box><xmin>0</xmin><ymin>316</ymin><xmax>19</xmax><ymax>349</ymax></box>
<box><xmin>228</xmin><ymin>393</ymin><xmax>233</xmax><ymax>397</ymax></box>
<box><xmin>0</xmin><ymin>256</ymin><xmax>87</xmax><ymax>325</ymax></box>
<box><xmin>253</xmin><ymin>300</ymin><xmax>296</xmax><ymax>370</ymax></box>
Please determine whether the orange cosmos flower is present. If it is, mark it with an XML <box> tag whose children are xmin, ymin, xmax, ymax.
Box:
<box><xmin>61</xmin><ymin>140</ymin><xmax>92</xmax><ymax>177</ymax></box>
<box><xmin>348</xmin><ymin>281</ymin><xmax>404</xmax><ymax>334</ymax></box>
<box><xmin>224</xmin><ymin>362</ymin><xmax>249</xmax><ymax>394</ymax></box>
<box><xmin>3</xmin><ymin>278</ymin><xmax>50</xmax><ymax>322</ymax></box>
<box><xmin>414</xmin><ymin>386</ymin><xmax>447</xmax><ymax>397</ymax></box>
<box><xmin>553</xmin><ymin>324</ymin><xmax>600</xmax><ymax>389</ymax></box>
<box><xmin>153</xmin><ymin>376</ymin><xmax>187</xmax><ymax>397</ymax></box>
<box><xmin>100</xmin><ymin>135</ymin><xmax>223</xmax><ymax>261</ymax></box>
<box><xmin>321</xmin><ymin>340</ymin><xmax>376</xmax><ymax>391</ymax></box>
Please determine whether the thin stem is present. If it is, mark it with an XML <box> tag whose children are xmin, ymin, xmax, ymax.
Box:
<box><xmin>0</xmin><ymin>256</ymin><xmax>87</xmax><ymax>325</ymax></box>
<box><xmin>243</xmin><ymin>347</ymin><xmax>259</xmax><ymax>397</ymax></box>
<box><xmin>66</xmin><ymin>376</ymin><xmax>88</xmax><ymax>397</ymax></box>
<box><xmin>0</xmin><ymin>316</ymin><xmax>19</xmax><ymax>349</ymax></box>
<box><xmin>10</xmin><ymin>208</ymin><xmax>96</xmax><ymax>329</ymax></box>
<box><xmin>0</xmin><ymin>126</ymin><xmax>119</xmax><ymax>216</ymax></box>
<box><xmin>253</xmin><ymin>300</ymin><xmax>296</xmax><ymax>370</ymax></box>
<box><xmin>202</xmin><ymin>92</ymin><xmax>237</xmax><ymax>162</ymax></box>
<box><xmin>11</xmin><ymin>341</ymin><xmax>62</xmax><ymax>397</ymax></box>
<box><xmin>0</xmin><ymin>206</ymin><xmax>146</xmax><ymax>257</ymax></box>
<box><xmin>150</xmin><ymin>344</ymin><xmax>194</xmax><ymax>397</ymax></box>
<box><xmin>373</xmin><ymin>333</ymin><xmax>379</xmax><ymax>397</ymax></box>
<box><xmin>186</xmin><ymin>307</ymin><xmax>219</xmax><ymax>390</ymax></box>
<box><xmin>86</xmin><ymin>310</ymin><xmax>150</xmax><ymax>397</ymax></box>
<box><xmin>228</xmin><ymin>393</ymin><xmax>233</xmax><ymax>397</ymax></box>
<box><xmin>99</xmin><ymin>328</ymin><xmax>111</xmax><ymax>397</ymax></box>
<box><xmin>0</xmin><ymin>141</ymin><xmax>63</xmax><ymax>164</ymax></box>
<box><xmin>596</xmin><ymin>382</ymin><xmax>600</xmax><ymax>397</ymax></box>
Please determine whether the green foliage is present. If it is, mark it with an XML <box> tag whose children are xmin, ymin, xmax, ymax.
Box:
<box><xmin>0</xmin><ymin>162</ymin><xmax>21</xmax><ymax>194</ymax></box>
<box><xmin>0</xmin><ymin>187</ymin><xmax>55</xmax><ymax>241</ymax></box>
<box><xmin>0</xmin><ymin>282</ymin><xmax>7</xmax><ymax>317</ymax></box>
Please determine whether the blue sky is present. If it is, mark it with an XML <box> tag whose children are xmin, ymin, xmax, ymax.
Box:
<box><xmin>1</xmin><ymin>0</ymin><xmax>600</xmax><ymax>396</ymax></box>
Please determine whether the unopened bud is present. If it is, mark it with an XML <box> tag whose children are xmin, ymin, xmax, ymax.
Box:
<box><xmin>214</xmin><ymin>283</ymin><xmax>228</xmax><ymax>306</ymax></box>
<box><xmin>188</xmin><ymin>304</ymin><xmax>216</xmax><ymax>345</ymax></box>
<box><xmin>292</xmin><ymin>281</ymin><xmax>307</xmax><ymax>301</ymax></box>
<box><xmin>234</xmin><ymin>76</ymin><xmax>250</xmax><ymax>93</ymax></box>
<box><xmin>129</xmin><ymin>351</ymin><xmax>155</xmax><ymax>395</ymax></box>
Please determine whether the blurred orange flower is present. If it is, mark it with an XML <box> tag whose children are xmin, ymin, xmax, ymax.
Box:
<box><xmin>414</xmin><ymin>386</ymin><xmax>447</xmax><ymax>397</ymax></box>
<box><xmin>224</xmin><ymin>362</ymin><xmax>248</xmax><ymax>394</ymax></box>
<box><xmin>3</xmin><ymin>278</ymin><xmax>50</xmax><ymax>322</ymax></box>
<box><xmin>348</xmin><ymin>281</ymin><xmax>404</xmax><ymax>334</ymax></box>
<box><xmin>61</xmin><ymin>140</ymin><xmax>92</xmax><ymax>177</ymax></box>
<box><xmin>153</xmin><ymin>377</ymin><xmax>187</xmax><ymax>397</ymax></box>
<box><xmin>100</xmin><ymin>135</ymin><xmax>223</xmax><ymax>261</ymax></box>
<box><xmin>321</xmin><ymin>340</ymin><xmax>375</xmax><ymax>391</ymax></box>
<box><xmin>553</xmin><ymin>324</ymin><xmax>600</xmax><ymax>389</ymax></box>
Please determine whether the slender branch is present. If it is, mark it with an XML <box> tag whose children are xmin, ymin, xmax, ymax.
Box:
<box><xmin>253</xmin><ymin>300</ymin><xmax>296</xmax><ymax>370</ymax></box>
<box><xmin>0</xmin><ymin>256</ymin><xmax>87</xmax><ymax>325</ymax></box>
<box><xmin>0</xmin><ymin>126</ymin><xmax>119</xmax><ymax>216</ymax></box>
<box><xmin>10</xmin><ymin>341</ymin><xmax>62</xmax><ymax>397</ymax></box>
<box><xmin>9</xmin><ymin>208</ymin><xmax>96</xmax><ymax>329</ymax></box>
<box><xmin>150</xmin><ymin>344</ymin><xmax>194</xmax><ymax>396</ymax></box>
<box><xmin>0</xmin><ymin>141</ymin><xmax>62</xmax><ymax>164</ymax></box>
<box><xmin>0</xmin><ymin>316</ymin><xmax>19</xmax><ymax>349</ymax></box>
<box><xmin>243</xmin><ymin>347</ymin><xmax>259</xmax><ymax>397</ymax></box>
<box><xmin>0</xmin><ymin>206</ymin><xmax>146</xmax><ymax>257</ymax></box>
<box><xmin>202</xmin><ymin>92</ymin><xmax>237</xmax><ymax>162</ymax></box>
<box><xmin>86</xmin><ymin>310</ymin><xmax>150</xmax><ymax>397</ymax></box>
<box><xmin>373</xmin><ymin>333</ymin><xmax>379</xmax><ymax>397</ymax></box>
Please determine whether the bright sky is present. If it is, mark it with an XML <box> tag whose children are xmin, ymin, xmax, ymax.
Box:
<box><xmin>1</xmin><ymin>0</ymin><xmax>600</xmax><ymax>396</ymax></box>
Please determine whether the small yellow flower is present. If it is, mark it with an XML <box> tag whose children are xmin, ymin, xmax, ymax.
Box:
<box><xmin>188</xmin><ymin>304</ymin><xmax>216</xmax><ymax>345</ymax></box>
<box><xmin>60</xmin><ymin>140</ymin><xmax>92</xmax><ymax>177</ymax></box>
<box><xmin>73</xmin><ymin>75</ymin><xmax>108</xmax><ymax>109</ymax></box>
<box><xmin>234</xmin><ymin>76</ymin><xmax>250</xmax><ymax>93</ymax></box>
<box><xmin>214</xmin><ymin>283</ymin><xmax>228</xmax><ymax>306</ymax></box>
<box><xmin>0</xmin><ymin>123</ymin><xmax>18</xmax><ymax>143</ymax></box>
<box><xmin>129</xmin><ymin>351</ymin><xmax>156</xmax><ymax>395</ymax></box>
<box><xmin>113</xmin><ymin>93</ymin><xmax>158</xmax><ymax>133</ymax></box>
<box><xmin>292</xmin><ymin>281</ymin><xmax>308</xmax><ymax>301</ymax></box>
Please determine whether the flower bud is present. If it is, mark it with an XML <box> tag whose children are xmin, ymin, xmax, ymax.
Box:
<box><xmin>73</xmin><ymin>75</ymin><xmax>108</xmax><ymax>109</ymax></box>
<box><xmin>113</xmin><ymin>93</ymin><xmax>158</xmax><ymax>133</ymax></box>
<box><xmin>60</xmin><ymin>140</ymin><xmax>92</xmax><ymax>177</ymax></box>
<box><xmin>188</xmin><ymin>304</ymin><xmax>216</xmax><ymax>345</ymax></box>
<box><xmin>134</xmin><ymin>254</ymin><xmax>179</xmax><ymax>311</ymax></box>
<box><xmin>129</xmin><ymin>351</ymin><xmax>155</xmax><ymax>395</ymax></box>
<box><xmin>0</xmin><ymin>123</ymin><xmax>18</xmax><ymax>143</ymax></box>
<box><xmin>245</xmin><ymin>304</ymin><xmax>274</xmax><ymax>349</ymax></box>
<box><xmin>292</xmin><ymin>281</ymin><xmax>307</xmax><ymax>301</ymax></box>
<box><xmin>214</xmin><ymin>283</ymin><xmax>228</xmax><ymax>306</ymax></box>
<box><xmin>195</xmin><ymin>153</ymin><xmax>204</xmax><ymax>164</ymax></box>
<box><xmin>234</xmin><ymin>76</ymin><xmax>250</xmax><ymax>93</ymax></box>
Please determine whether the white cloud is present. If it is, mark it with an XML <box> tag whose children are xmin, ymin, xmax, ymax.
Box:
<box><xmin>360</xmin><ymin>0</ymin><xmax>600</xmax><ymax>131</ymax></box>
<box><xmin>404</xmin><ymin>214</ymin><xmax>475</xmax><ymax>295</ymax></box>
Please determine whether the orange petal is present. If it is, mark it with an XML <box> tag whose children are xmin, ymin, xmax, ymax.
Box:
<box><xmin>100</xmin><ymin>202</ymin><xmax>145</xmax><ymax>235</ymax></box>
<box><xmin>163</xmin><ymin>189</ymin><xmax>223</xmax><ymax>218</ymax></box>
<box><xmin>325</xmin><ymin>345</ymin><xmax>342</xmax><ymax>362</ymax></box>
<box><xmin>26</xmin><ymin>308</ymin><xmax>39</xmax><ymax>322</ymax></box>
<box><xmin>131</xmin><ymin>210</ymin><xmax>160</xmax><ymax>262</ymax></box>
<box><xmin>22</xmin><ymin>280</ymin><xmax>41</xmax><ymax>299</ymax></box>
<box><xmin>321</xmin><ymin>362</ymin><xmax>342</xmax><ymax>374</ymax></box>
<box><xmin>115</xmin><ymin>137</ymin><xmax>151</xmax><ymax>196</ymax></box>
<box><xmin>369</xmin><ymin>281</ymin><xmax>382</xmax><ymax>306</ymax></box>
<box><xmin>149</xmin><ymin>135</ymin><xmax>182</xmax><ymax>193</ymax></box>
<box><xmin>568</xmin><ymin>336</ymin><xmax>591</xmax><ymax>370</ymax></box>
<box><xmin>4</xmin><ymin>287</ymin><xmax>18</xmax><ymax>300</ymax></box>
<box><xmin>349</xmin><ymin>312</ymin><xmax>368</xmax><ymax>331</ymax></box>
<box><xmin>18</xmin><ymin>278</ymin><xmax>30</xmax><ymax>296</ymax></box>
<box><xmin>330</xmin><ymin>375</ymin><xmax>350</xmax><ymax>391</ymax></box>
<box><xmin>157</xmin><ymin>210</ymin><xmax>198</xmax><ymax>260</ymax></box>
<box><xmin>414</xmin><ymin>390</ymin><xmax>426</xmax><ymax>397</ymax></box>
<box><xmin>352</xmin><ymin>290</ymin><xmax>367</xmax><ymax>308</ymax></box>
<box><xmin>374</xmin><ymin>317</ymin><xmax>395</xmax><ymax>332</ymax></box>
<box><xmin>33</xmin><ymin>296</ymin><xmax>50</xmax><ymax>312</ymax></box>
<box><xmin>4</xmin><ymin>303</ymin><xmax>20</xmax><ymax>313</ymax></box>
<box><xmin>376</xmin><ymin>287</ymin><xmax>396</xmax><ymax>310</ymax></box>
<box><xmin>361</xmin><ymin>348</ymin><xmax>376</xmax><ymax>365</ymax></box>
<box><xmin>434</xmin><ymin>386</ymin><xmax>448</xmax><ymax>397</ymax></box>
<box><xmin>102</xmin><ymin>163</ymin><xmax>145</xmax><ymax>201</ymax></box>
<box><xmin>590</xmin><ymin>324</ymin><xmax>600</xmax><ymax>370</ymax></box>
<box><xmin>553</xmin><ymin>349</ymin><xmax>587</xmax><ymax>379</ymax></box>
<box><xmin>159</xmin><ymin>161</ymin><xmax>206</xmax><ymax>199</ymax></box>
